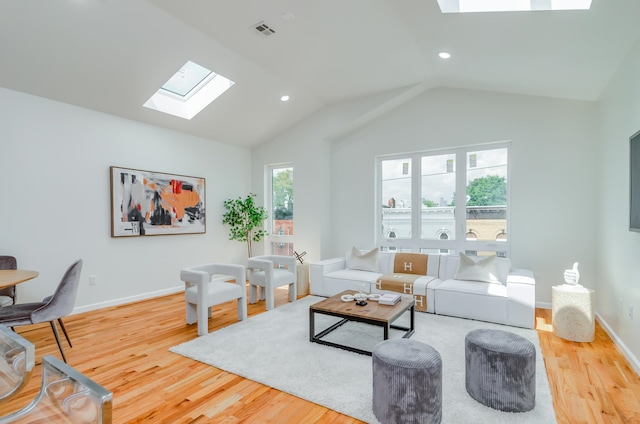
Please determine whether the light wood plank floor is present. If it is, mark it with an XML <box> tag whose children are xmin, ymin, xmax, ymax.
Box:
<box><xmin>0</xmin><ymin>289</ymin><xmax>638</xmax><ymax>423</ymax></box>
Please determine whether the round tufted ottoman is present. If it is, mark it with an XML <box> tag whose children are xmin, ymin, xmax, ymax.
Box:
<box><xmin>465</xmin><ymin>329</ymin><xmax>536</xmax><ymax>412</ymax></box>
<box><xmin>372</xmin><ymin>338</ymin><xmax>442</xmax><ymax>424</ymax></box>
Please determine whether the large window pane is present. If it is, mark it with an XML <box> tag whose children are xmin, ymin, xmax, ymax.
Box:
<box><xmin>381</xmin><ymin>158</ymin><xmax>411</xmax><ymax>239</ymax></box>
<box><xmin>466</xmin><ymin>148</ymin><xmax>508</xmax><ymax>242</ymax></box>
<box><xmin>421</xmin><ymin>153</ymin><xmax>456</xmax><ymax>241</ymax></box>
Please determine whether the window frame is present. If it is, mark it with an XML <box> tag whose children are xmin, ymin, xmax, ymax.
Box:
<box><xmin>376</xmin><ymin>142</ymin><xmax>510</xmax><ymax>256</ymax></box>
<box><xmin>265</xmin><ymin>163</ymin><xmax>294</xmax><ymax>256</ymax></box>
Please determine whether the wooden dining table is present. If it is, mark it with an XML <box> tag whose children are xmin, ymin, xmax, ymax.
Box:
<box><xmin>0</xmin><ymin>270</ymin><xmax>39</xmax><ymax>289</ymax></box>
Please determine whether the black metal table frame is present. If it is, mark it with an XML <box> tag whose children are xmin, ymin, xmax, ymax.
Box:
<box><xmin>309</xmin><ymin>302</ymin><xmax>415</xmax><ymax>356</ymax></box>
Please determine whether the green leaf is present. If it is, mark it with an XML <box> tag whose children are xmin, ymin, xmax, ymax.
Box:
<box><xmin>222</xmin><ymin>193</ymin><xmax>269</xmax><ymax>257</ymax></box>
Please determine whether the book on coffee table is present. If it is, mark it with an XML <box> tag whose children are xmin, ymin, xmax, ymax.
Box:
<box><xmin>378</xmin><ymin>293</ymin><xmax>401</xmax><ymax>305</ymax></box>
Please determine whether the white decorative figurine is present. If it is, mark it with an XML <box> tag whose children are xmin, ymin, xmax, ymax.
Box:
<box><xmin>563</xmin><ymin>262</ymin><xmax>580</xmax><ymax>285</ymax></box>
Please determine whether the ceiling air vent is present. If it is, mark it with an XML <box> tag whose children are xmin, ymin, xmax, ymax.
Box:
<box><xmin>252</xmin><ymin>21</ymin><xmax>276</xmax><ymax>37</ymax></box>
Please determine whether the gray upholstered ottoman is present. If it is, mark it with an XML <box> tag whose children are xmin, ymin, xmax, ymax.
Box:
<box><xmin>465</xmin><ymin>329</ymin><xmax>536</xmax><ymax>412</ymax></box>
<box><xmin>372</xmin><ymin>338</ymin><xmax>442</xmax><ymax>424</ymax></box>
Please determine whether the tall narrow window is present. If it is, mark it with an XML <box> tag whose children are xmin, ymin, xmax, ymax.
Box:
<box><xmin>380</xmin><ymin>158</ymin><xmax>411</xmax><ymax>241</ymax></box>
<box><xmin>267</xmin><ymin>165</ymin><xmax>294</xmax><ymax>255</ymax></box>
<box><xmin>466</xmin><ymin>148</ymin><xmax>508</xmax><ymax>243</ymax></box>
<box><xmin>421</xmin><ymin>153</ymin><xmax>456</xmax><ymax>241</ymax></box>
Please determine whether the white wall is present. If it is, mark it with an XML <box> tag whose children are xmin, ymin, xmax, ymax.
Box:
<box><xmin>596</xmin><ymin>38</ymin><xmax>640</xmax><ymax>370</ymax></box>
<box><xmin>258</xmin><ymin>79</ymin><xmax>640</xmax><ymax>370</ymax></box>
<box><xmin>251</xmin><ymin>87</ymin><xmax>414</xmax><ymax>262</ymax></box>
<box><xmin>257</xmin><ymin>85</ymin><xmax>602</xmax><ymax>305</ymax></box>
<box><xmin>329</xmin><ymin>87</ymin><xmax>598</xmax><ymax>307</ymax></box>
<box><xmin>0</xmin><ymin>87</ymin><xmax>251</xmax><ymax>312</ymax></box>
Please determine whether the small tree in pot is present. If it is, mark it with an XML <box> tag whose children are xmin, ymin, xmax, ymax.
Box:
<box><xmin>222</xmin><ymin>193</ymin><xmax>268</xmax><ymax>258</ymax></box>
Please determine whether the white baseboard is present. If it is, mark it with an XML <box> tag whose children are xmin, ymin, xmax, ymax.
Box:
<box><xmin>595</xmin><ymin>313</ymin><xmax>640</xmax><ymax>376</ymax></box>
<box><xmin>536</xmin><ymin>302</ymin><xmax>639</xmax><ymax>376</ymax></box>
<box><xmin>71</xmin><ymin>286</ymin><xmax>184</xmax><ymax>315</ymax></box>
<box><xmin>536</xmin><ymin>301</ymin><xmax>551</xmax><ymax>309</ymax></box>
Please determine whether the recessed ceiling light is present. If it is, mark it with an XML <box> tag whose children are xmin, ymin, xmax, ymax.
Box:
<box><xmin>439</xmin><ymin>52</ymin><xmax>451</xmax><ymax>59</ymax></box>
<box><xmin>280</xmin><ymin>95</ymin><xmax>290</xmax><ymax>102</ymax></box>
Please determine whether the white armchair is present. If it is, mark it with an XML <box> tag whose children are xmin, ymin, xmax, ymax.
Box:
<box><xmin>180</xmin><ymin>263</ymin><xmax>247</xmax><ymax>336</ymax></box>
<box><xmin>247</xmin><ymin>255</ymin><xmax>297</xmax><ymax>310</ymax></box>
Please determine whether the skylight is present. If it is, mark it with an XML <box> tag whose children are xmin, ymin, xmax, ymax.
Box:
<box><xmin>437</xmin><ymin>0</ymin><xmax>592</xmax><ymax>13</ymax></box>
<box><xmin>143</xmin><ymin>60</ymin><xmax>235</xmax><ymax>120</ymax></box>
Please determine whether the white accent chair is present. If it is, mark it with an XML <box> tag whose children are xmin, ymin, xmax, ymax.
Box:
<box><xmin>180</xmin><ymin>263</ymin><xmax>247</xmax><ymax>336</ymax></box>
<box><xmin>247</xmin><ymin>255</ymin><xmax>297</xmax><ymax>310</ymax></box>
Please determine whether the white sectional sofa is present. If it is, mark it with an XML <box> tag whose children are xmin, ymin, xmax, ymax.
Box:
<box><xmin>309</xmin><ymin>249</ymin><xmax>535</xmax><ymax>328</ymax></box>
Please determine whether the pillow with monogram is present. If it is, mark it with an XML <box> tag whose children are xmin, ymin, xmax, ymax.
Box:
<box><xmin>393</xmin><ymin>253</ymin><xmax>428</xmax><ymax>275</ymax></box>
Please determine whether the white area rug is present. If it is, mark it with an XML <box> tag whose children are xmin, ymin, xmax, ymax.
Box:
<box><xmin>170</xmin><ymin>296</ymin><xmax>557</xmax><ymax>423</ymax></box>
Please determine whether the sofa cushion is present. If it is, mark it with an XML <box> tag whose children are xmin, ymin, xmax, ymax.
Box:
<box><xmin>347</xmin><ymin>247</ymin><xmax>380</xmax><ymax>272</ymax></box>
<box><xmin>435</xmin><ymin>279</ymin><xmax>508</xmax><ymax>324</ymax></box>
<box><xmin>437</xmin><ymin>279</ymin><xmax>507</xmax><ymax>298</ymax></box>
<box><xmin>326</xmin><ymin>269</ymin><xmax>382</xmax><ymax>283</ymax></box>
<box><xmin>453</xmin><ymin>253</ymin><xmax>501</xmax><ymax>284</ymax></box>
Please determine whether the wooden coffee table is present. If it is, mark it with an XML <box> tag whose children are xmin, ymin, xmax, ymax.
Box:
<box><xmin>309</xmin><ymin>290</ymin><xmax>415</xmax><ymax>356</ymax></box>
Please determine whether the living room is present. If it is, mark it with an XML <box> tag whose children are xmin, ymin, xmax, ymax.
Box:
<box><xmin>1</xmin><ymin>0</ymin><xmax>639</xmax><ymax>422</ymax></box>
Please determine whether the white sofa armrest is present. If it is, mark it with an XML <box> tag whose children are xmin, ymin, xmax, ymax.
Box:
<box><xmin>506</xmin><ymin>268</ymin><xmax>536</xmax><ymax>328</ymax></box>
<box><xmin>309</xmin><ymin>258</ymin><xmax>346</xmax><ymax>296</ymax></box>
<box><xmin>506</xmin><ymin>268</ymin><xmax>535</xmax><ymax>285</ymax></box>
<box><xmin>313</xmin><ymin>257</ymin><xmax>346</xmax><ymax>274</ymax></box>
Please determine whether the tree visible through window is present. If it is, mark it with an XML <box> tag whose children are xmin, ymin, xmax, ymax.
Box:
<box><xmin>268</xmin><ymin>166</ymin><xmax>294</xmax><ymax>255</ymax></box>
<box><xmin>378</xmin><ymin>144</ymin><xmax>509</xmax><ymax>256</ymax></box>
<box><xmin>466</xmin><ymin>175</ymin><xmax>506</xmax><ymax>206</ymax></box>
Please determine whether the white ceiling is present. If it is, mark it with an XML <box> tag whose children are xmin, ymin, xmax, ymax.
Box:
<box><xmin>1</xmin><ymin>0</ymin><xmax>639</xmax><ymax>148</ymax></box>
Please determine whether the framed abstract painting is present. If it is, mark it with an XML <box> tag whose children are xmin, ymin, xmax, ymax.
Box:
<box><xmin>110</xmin><ymin>166</ymin><xmax>206</xmax><ymax>237</ymax></box>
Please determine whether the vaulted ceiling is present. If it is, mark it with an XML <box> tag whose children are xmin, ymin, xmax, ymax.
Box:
<box><xmin>2</xmin><ymin>0</ymin><xmax>639</xmax><ymax>148</ymax></box>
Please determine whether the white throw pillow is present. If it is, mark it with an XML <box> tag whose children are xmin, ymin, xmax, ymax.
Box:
<box><xmin>347</xmin><ymin>247</ymin><xmax>380</xmax><ymax>272</ymax></box>
<box><xmin>453</xmin><ymin>252</ymin><xmax>501</xmax><ymax>284</ymax></box>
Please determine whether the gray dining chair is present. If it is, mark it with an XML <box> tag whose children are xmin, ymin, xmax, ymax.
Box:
<box><xmin>0</xmin><ymin>256</ymin><xmax>18</xmax><ymax>307</ymax></box>
<box><xmin>42</xmin><ymin>293</ymin><xmax>72</xmax><ymax>349</ymax></box>
<box><xmin>0</xmin><ymin>260</ymin><xmax>82</xmax><ymax>363</ymax></box>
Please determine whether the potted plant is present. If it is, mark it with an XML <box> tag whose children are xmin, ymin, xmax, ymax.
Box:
<box><xmin>222</xmin><ymin>193</ymin><xmax>268</xmax><ymax>258</ymax></box>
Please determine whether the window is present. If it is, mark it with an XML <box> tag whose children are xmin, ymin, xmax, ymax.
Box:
<box><xmin>266</xmin><ymin>165</ymin><xmax>294</xmax><ymax>255</ymax></box>
<box><xmin>421</xmin><ymin>153</ymin><xmax>456</xmax><ymax>241</ymax></box>
<box><xmin>437</xmin><ymin>0</ymin><xmax>592</xmax><ymax>14</ymax></box>
<box><xmin>143</xmin><ymin>60</ymin><xmax>235</xmax><ymax>120</ymax></box>
<box><xmin>378</xmin><ymin>143</ymin><xmax>509</xmax><ymax>256</ymax></box>
<box><xmin>380</xmin><ymin>158</ymin><xmax>411</xmax><ymax>240</ymax></box>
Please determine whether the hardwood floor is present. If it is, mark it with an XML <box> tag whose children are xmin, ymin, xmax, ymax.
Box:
<box><xmin>535</xmin><ymin>309</ymin><xmax>640</xmax><ymax>424</ymax></box>
<box><xmin>0</xmin><ymin>289</ymin><xmax>638</xmax><ymax>423</ymax></box>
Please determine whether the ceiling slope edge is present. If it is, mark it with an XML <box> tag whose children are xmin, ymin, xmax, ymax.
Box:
<box><xmin>326</xmin><ymin>82</ymin><xmax>435</xmax><ymax>143</ymax></box>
